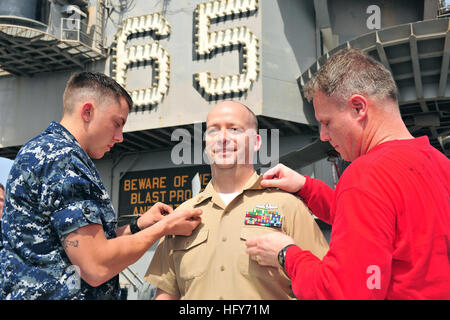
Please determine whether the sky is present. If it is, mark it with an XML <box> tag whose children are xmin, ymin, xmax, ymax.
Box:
<box><xmin>0</xmin><ymin>157</ymin><xmax>13</xmax><ymax>187</ymax></box>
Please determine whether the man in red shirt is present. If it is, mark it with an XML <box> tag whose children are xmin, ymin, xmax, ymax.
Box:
<box><xmin>245</xmin><ymin>48</ymin><xmax>450</xmax><ymax>299</ymax></box>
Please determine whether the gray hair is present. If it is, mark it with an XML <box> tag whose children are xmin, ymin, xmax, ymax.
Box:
<box><xmin>303</xmin><ymin>48</ymin><xmax>398</xmax><ymax>104</ymax></box>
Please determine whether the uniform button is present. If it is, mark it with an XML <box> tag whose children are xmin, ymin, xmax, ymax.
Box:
<box><xmin>220</xmin><ymin>266</ymin><xmax>225</xmax><ymax>271</ymax></box>
<box><xmin>222</xmin><ymin>236</ymin><xmax>227</xmax><ymax>242</ymax></box>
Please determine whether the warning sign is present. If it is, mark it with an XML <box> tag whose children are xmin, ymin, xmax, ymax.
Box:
<box><xmin>118</xmin><ymin>165</ymin><xmax>211</xmax><ymax>217</ymax></box>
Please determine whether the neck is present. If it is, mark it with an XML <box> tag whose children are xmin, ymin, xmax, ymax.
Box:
<box><xmin>362</xmin><ymin>106</ymin><xmax>414</xmax><ymax>155</ymax></box>
<box><xmin>211</xmin><ymin>165</ymin><xmax>255</xmax><ymax>193</ymax></box>
<box><xmin>60</xmin><ymin>116</ymin><xmax>87</xmax><ymax>152</ymax></box>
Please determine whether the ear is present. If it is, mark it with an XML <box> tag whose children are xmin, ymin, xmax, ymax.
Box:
<box><xmin>348</xmin><ymin>94</ymin><xmax>368</xmax><ymax>121</ymax></box>
<box><xmin>253</xmin><ymin>133</ymin><xmax>262</xmax><ymax>153</ymax></box>
<box><xmin>80</xmin><ymin>103</ymin><xmax>94</xmax><ymax>123</ymax></box>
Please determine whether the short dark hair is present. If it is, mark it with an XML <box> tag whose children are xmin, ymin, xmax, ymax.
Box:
<box><xmin>63</xmin><ymin>71</ymin><xmax>133</xmax><ymax>114</ymax></box>
<box><xmin>304</xmin><ymin>48</ymin><xmax>398</xmax><ymax>104</ymax></box>
<box><xmin>0</xmin><ymin>183</ymin><xmax>4</xmax><ymax>191</ymax></box>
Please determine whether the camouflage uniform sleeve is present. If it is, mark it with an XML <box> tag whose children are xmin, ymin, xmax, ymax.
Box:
<box><xmin>42</xmin><ymin>154</ymin><xmax>105</xmax><ymax>239</ymax></box>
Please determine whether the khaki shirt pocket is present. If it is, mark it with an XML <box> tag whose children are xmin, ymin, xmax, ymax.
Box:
<box><xmin>238</xmin><ymin>226</ymin><xmax>289</xmax><ymax>283</ymax></box>
<box><xmin>172</xmin><ymin>229</ymin><xmax>209</xmax><ymax>280</ymax></box>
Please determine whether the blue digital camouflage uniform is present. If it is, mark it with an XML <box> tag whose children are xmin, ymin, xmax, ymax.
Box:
<box><xmin>0</xmin><ymin>121</ymin><xmax>119</xmax><ymax>299</ymax></box>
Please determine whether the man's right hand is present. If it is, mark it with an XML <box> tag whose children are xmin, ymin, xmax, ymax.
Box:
<box><xmin>260</xmin><ymin>164</ymin><xmax>306</xmax><ymax>193</ymax></box>
<box><xmin>158</xmin><ymin>209</ymin><xmax>202</xmax><ymax>236</ymax></box>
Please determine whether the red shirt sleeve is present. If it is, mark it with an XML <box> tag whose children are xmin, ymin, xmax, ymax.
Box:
<box><xmin>285</xmin><ymin>188</ymin><xmax>395</xmax><ymax>299</ymax></box>
<box><xmin>296</xmin><ymin>175</ymin><xmax>335</xmax><ymax>224</ymax></box>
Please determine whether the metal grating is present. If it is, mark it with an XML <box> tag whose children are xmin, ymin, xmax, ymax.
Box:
<box><xmin>0</xmin><ymin>24</ymin><xmax>105</xmax><ymax>76</ymax></box>
<box><xmin>0</xmin><ymin>116</ymin><xmax>315</xmax><ymax>161</ymax></box>
<box><xmin>299</xmin><ymin>18</ymin><xmax>450</xmax><ymax>157</ymax></box>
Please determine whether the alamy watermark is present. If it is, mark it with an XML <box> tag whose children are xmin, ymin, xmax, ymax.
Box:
<box><xmin>366</xmin><ymin>5</ymin><xmax>381</xmax><ymax>30</ymax></box>
<box><xmin>366</xmin><ymin>265</ymin><xmax>381</xmax><ymax>290</ymax></box>
<box><xmin>64</xmin><ymin>264</ymin><xmax>81</xmax><ymax>291</ymax></box>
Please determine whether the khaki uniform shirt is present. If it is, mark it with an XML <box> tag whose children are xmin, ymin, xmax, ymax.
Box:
<box><xmin>144</xmin><ymin>172</ymin><xmax>329</xmax><ymax>300</ymax></box>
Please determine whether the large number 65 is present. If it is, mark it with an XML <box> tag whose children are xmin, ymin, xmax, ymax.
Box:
<box><xmin>113</xmin><ymin>14</ymin><xmax>171</xmax><ymax>107</ymax></box>
<box><xmin>194</xmin><ymin>0</ymin><xmax>260</xmax><ymax>97</ymax></box>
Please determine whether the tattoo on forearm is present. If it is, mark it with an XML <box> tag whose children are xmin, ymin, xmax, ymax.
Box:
<box><xmin>61</xmin><ymin>235</ymin><xmax>79</xmax><ymax>249</ymax></box>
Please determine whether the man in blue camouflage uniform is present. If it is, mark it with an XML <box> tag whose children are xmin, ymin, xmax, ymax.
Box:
<box><xmin>0</xmin><ymin>72</ymin><xmax>202</xmax><ymax>299</ymax></box>
<box><xmin>1</xmin><ymin>121</ymin><xmax>120</xmax><ymax>299</ymax></box>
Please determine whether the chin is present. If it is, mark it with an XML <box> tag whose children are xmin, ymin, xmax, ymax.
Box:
<box><xmin>88</xmin><ymin>151</ymin><xmax>106</xmax><ymax>159</ymax></box>
<box><xmin>214</xmin><ymin>163</ymin><xmax>237</xmax><ymax>169</ymax></box>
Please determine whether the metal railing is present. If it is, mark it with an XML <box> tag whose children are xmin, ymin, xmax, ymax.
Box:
<box><xmin>61</xmin><ymin>17</ymin><xmax>103</xmax><ymax>51</ymax></box>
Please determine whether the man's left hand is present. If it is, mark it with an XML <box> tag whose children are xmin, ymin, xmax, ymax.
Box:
<box><xmin>245</xmin><ymin>232</ymin><xmax>295</xmax><ymax>267</ymax></box>
<box><xmin>138</xmin><ymin>202</ymin><xmax>174</xmax><ymax>230</ymax></box>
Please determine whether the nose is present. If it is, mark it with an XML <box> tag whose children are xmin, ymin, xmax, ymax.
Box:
<box><xmin>218</xmin><ymin>128</ymin><xmax>229</xmax><ymax>143</ymax></box>
<box><xmin>114</xmin><ymin>129</ymin><xmax>124</xmax><ymax>143</ymax></box>
<box><xmin>319</xmin><ymin>125</ymin><xmax>330</xmax><ymax>142</ymax></box>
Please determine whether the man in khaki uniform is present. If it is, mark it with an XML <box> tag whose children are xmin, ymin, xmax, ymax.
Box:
<box><xmin>144</xmin><ymin>100</ymin><xmax>329</xmax><ymax>299</ymax></box>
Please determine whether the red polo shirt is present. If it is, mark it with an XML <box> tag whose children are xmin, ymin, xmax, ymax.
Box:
<box><xmin>286</xmin><ymin>136</ymin><xmax>450</xmax><ymax>299</ymax></box>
